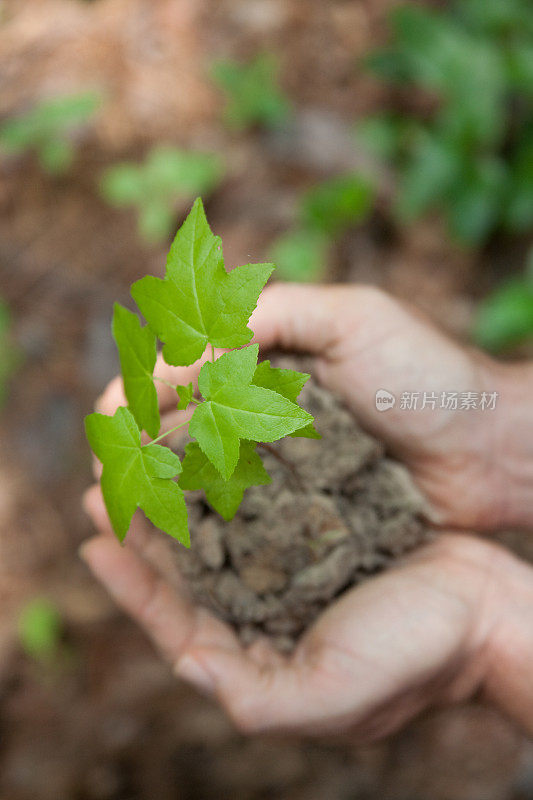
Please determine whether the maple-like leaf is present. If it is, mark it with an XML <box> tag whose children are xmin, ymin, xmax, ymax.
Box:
<box><xmin>189</xmin><ymin>344</ymin><xmax>313</xmax><ymax>479</ymax></box>
<box><xmin>131</xmin><ymin>198</ymin><xmax>273</xmax><ymax>366</ymax></box>
<box><xmin>112</xmin><ymin>303</ymin><xmax>160</xmax><ymax>438</ymax></box>
<box><xmin>176</xmin><ymin>382</ymin><xmax>194</xmax><ymax>410</ymax></box>
<box><xmin>252</xmin><ymin>360</ymin><xmax>320</xmax><ymax>439</ymax></box>
<box><xmin>180</xmin><ymin>440</ymin><xmax>271</xmax><ymax>520</ymax></box>
<box><xmin>85</xmin><ymin>407</ymin><xmax>189</xmax><ymax>545</ymax></box>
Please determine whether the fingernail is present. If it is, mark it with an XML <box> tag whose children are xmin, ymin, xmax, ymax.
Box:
<box><xmin>176</xmin><ymin>655</ymin><xmax>215</xmax><ymax>696</ymax></box>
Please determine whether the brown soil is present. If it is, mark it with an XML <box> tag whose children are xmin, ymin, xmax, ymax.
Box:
<box><xmin>175</xmin><ymin>373</ymin><xmax>430</xmax><ymax>651</ymax></box>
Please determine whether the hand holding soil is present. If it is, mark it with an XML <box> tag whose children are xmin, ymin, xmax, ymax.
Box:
<box><xmin>83</xmin><ymin>284</ymin><xmax>533</xmax><ymax>741</ymax></box>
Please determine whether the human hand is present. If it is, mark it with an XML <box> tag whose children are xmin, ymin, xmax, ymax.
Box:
<box><xmin>82</xmin><ymin>284</ymin><xmax>533</xmax><ymax>739</ymax></box>
<box><xmin>250</xmin><ymin>284</ymin><xmax>533</xmax><ymax>531</ymax></box>
<box><xmin>82</xmin><ymin>487</ymin><xmax>533</xmax><ymax>739</ymax></box>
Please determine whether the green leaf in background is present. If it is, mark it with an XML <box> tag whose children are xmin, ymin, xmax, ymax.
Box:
<box><xmin>253</xmin><ymin>360</ymin><xmax>320</xmax><ymax>439</ymax></box>
<box><xmin>189</xmin><ymin>345</ymin><xmax>313</xmax><ymax>479</ymax></box>
<box><xmin>85</xmin><ymin>407</ymin><xmax>188</xmax><ymax>544</ymax></box>
<box><xmin>144</xmin><ymin>147</ymin><xmax>222</xmax><ymax>198</ymax></box>
<box><xmin>270</xmin><ymin>228</ymin><xmax>329</xmax><ymax>282</ymax></box>
<box><xmin>101</xmin><ymin>163</ymin><xmax>145</xmax><ymax>205</ymax></box>
<box><xmin>0</xmin><ymin>299</ymin><xmax>19</xmax><ymax>409</ymax></box>
<box><xmin>361</xmin><ymin>0</ymin><xmax>533</xmax><ymax>246</ymax></box>
<box><xmin>138</xmin><ymin>202</ymin><xmax>176</xmax><ymax>244</ymax></box>
<box><xmin>18</xmin><ymin>598</ymin><xmax>62</xmax><ymax>663</ymax></box>
<box><xmin>100</xmin><ymin>147</ymin><xmax>224</xmax><ymax>244</ymax></box>
<box><xmin>365</xmin><ymin>48</ymin><xmax>411</xmax><ymax>84</ymax></box>
<box><xmin>212</xmin><ymin>53</ymin><xmax>291</xmax><ymax>131</ymax></box>
<box><xmin>112</xmin><ymin>303</ymin><xmax>160</xmax><ymax>438</ymax></box>
<box><xmin>39</xmin><ymin>139</ymin><xmax>74</xmax><ymax>174</ymax></box>
<box><xmin>436</xmin><ymin>39</ymin><xmax>504</xmax><ymax>149</ymax></box>
<box><xmin>526</xmin><ymin>250</ymin><xmax>533</xmax><ymax>285</ymax></box>
<box><xmin>180</xmin><ymin>440</ymin><xmax>271</xmax><ymax>520</ymax></box>
<box><xmin>473</xmin><ymin>278</ymin><xmax>533</xmax><ymax>352</ymax></box>
<box><xmin>176</xmin><ymin>382</ymin><xmax>194</xmax><ymax>411</ymax></box>
<box><xmin>459</xmin><ymin>0</ymin><xmax>533</xmax><ymax>36</ymax></box>
<box><xmin>0</xmin><ymin>91</ymin><xmax>100</xmax><ymax>174</ymax></box>
<box><xmin>506</xmin><ymin>43</ymin><xmax>533</xmax><ymax>93</ymax></box>
<box><xmin>354</xmin><ymin>114</ymin><xmax>407</xmax><ymax>161</ymax></box>
<box><xmin>394</xmin><ymin>130</ymin><xmax>460</xmax><ymax>221</ymax></box>
<box><xmin>132</xmin><ymin>198</ymin><xmax>273</xmax><ymax>366</ymax></box>
<box><xmin>446</xmin><ymin>157</ymin><xmax>506</xmax><ymax>245</ymax></box>
<box><xmin>300</xmin><ymin>174</ymin><xmax>375</xmax><ymax>236</ymax></box>
<box><xmin>504</xmin><ymin>137</ymin><xmax>533</xmax><ymax>233</ymax></box>
<box><xmin>388</xmin><ymin>5</ymin><xmax>459</xmax><ymax>89</ymax></box>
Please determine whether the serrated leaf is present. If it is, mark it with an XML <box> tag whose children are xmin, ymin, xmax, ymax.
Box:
<box><xmin>180</xmin><ymin>440</ymin><xmax>271</xmax><ymax>520</ymax></box>
<box><xmin>85</xmin><ymin>407</ymin><xmax>189</xmax><ymax>545</ymax></box>
<box><xmin>252</xmin><ymin>360</ymin><xmax>320</xmax><ymax>439</ymax></box>
<box><xmin>189</xmin><ymin>345</ymin><xmax>313</xmax><ymax>479</ymax></box>
<box><xmin>112</xmin><ymin>303</ymin><xmax>160</xmax><ymax>439</ymax></box>
<box><xmin>131</xmin><ymin>198</ymin><xmax>274</xmax><ymax>365</ymax></box>
<box><xmin>253</xmin><ymin>360</ymin><xmax>309</xmax><ymax>402</ymax></box>
<box><xmin>176</xmin><ymin>382</ymin><xmax>193</xmax><ymax>410</ymax></box>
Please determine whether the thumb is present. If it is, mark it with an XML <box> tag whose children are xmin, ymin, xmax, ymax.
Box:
<box><xmin>250</xmin><ymin>283</ymin><xmax>371</xmax><ymax>356</ymax></box>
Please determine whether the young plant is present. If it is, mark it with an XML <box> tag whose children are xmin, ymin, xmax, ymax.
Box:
<box><xmin>85</xmin><ymin>198</ymin><xmax>318</xmax><ymax>546</ymax></box>
<box><xmin>473</xmin><ymin>249</ymin><xmax>533</xmax><ymax>352</ymax></box>
<box><xmin>100</xmin><ymin>147</ymin><xmax>224</xmax><ymax>244</ymax></box>
<box><xmin>212</xmin><ymin>53</ymin><xmax>291</xmax><ymax>131</ymax></box>
<box><xmin>356</xmin><ymin>0</ymin><xmax>533</xmax><ymax>246</ymax></box>
<box><xmin>0</xmin><ymin>92</ymin><xmax>101</xmax><ymax>174</ymax></box>
<box><xmin>271</xmin><ymin>174</ymin><xmax>375</xmax><ymax>281</ymax></box>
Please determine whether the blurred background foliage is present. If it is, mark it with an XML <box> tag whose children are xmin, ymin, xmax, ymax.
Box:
<box><xmin>358</xmin><ymin>0</ymin><xmax>533</xmax><ymax>246</ymax></box>
<box><xmin>0</xmin><ymin>92</ymin><xmax>101</xmax><ymax>173</ymax></box>
<box><xmin>0</xmin><ymin>0</ymin><xmax>533</xmax><ymax>798</ymax></box>
<box><xmin>100</xmin><ymin>147</ymin><xmax>224</xmax><ymax>242</ymax></box>
<box><xmin>212</xmin><ymin>53</ymin><xmax>291</xmax><ymax>131</ymax></box>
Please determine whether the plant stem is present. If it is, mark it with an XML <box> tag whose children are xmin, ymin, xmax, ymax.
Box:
<box><xmin>150</xmin><ymin>419</ymin><xmax>189</xmax><ymax>445</ymax></box>
<box><xmin>257</xmin><ymin>443</ymin><xmax>305</xmax><ymax>492</ymax></box>
<box><xmin>211</xmin><ymin>343</ymin><xmax>215</xmax><ymax>362</ymax></box>
<box><xmin>154</xmin><ymin>375</ymin><xmax>176</xmax><ymax>390</ymax></box>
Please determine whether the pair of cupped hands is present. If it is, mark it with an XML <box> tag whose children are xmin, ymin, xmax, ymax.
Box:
<box><xmin>83</xmin><ymin>284</ymin><xmax>533</xmax><ymax>741</ymax></box>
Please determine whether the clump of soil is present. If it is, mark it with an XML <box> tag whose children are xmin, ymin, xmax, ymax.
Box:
<box><xmin>174</xmin><ymin>372</ymin><xmax>431</xmax><ymax>652</ymax></box>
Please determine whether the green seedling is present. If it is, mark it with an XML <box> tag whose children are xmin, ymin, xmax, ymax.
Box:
<box><xmin>212</xmin><ymin>53</ymin><xmax>291</xmax><ymax>131</ymax></box>
<box><xmin>100</xmin><ymin>147</ymin><xmax>224</xmax><ymax>244</ymax></box>
<box><xmin>357</xmin><ymin>0</ymin><xmax>533</xmax><ymax>246</ymax></box>
<box><xmin>473</xmin><ymin>249</ymin><xmax>533</xmax><ymax>352</ymax></box>
<box><xmin>0</xmin><ymin>92</ymin><xmax>100</xmax><ymax>174</ymax></box>
<box><xmin>18</xmin><ymin>598</ymin><xmax>62</xmax><ymax>663</ymax></box>
<box><xmin>271</xmin><ymin>174</ymin><xmax>375</xmax><ymax>282</ymax></box>
<box><xmin>85</xmin><ymin>198</ymin><xmax>318</xmax><ymax>545</ymax></box>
